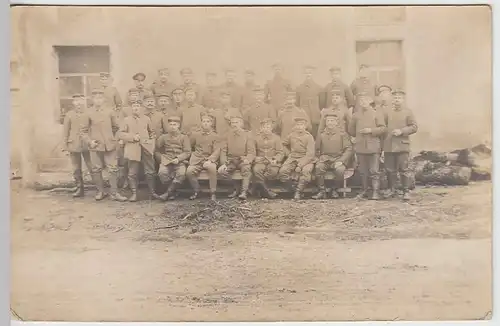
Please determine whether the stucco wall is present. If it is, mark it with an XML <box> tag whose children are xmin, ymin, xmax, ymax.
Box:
<box><xmin>10</xmin><ymin>6</ymin><xmax>492</xmax><ymax>182</ymax></box>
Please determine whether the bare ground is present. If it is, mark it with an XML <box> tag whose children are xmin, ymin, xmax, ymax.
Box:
<box><xmin>10</xmin><ymin>181</ymin><xmax>492</xmax><ymax>322</ymax></box>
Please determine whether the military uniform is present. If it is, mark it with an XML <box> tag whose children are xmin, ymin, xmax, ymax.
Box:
<box><xmin>128</xmin><ymin>72</ymin><xmax>153</xmax><ymax>102</ymax></box>
<box><xmin>186</xmin><ymin>114</ymin><xmax>221</xmax><ymax>200</ymax></box>
<box><xmin>296</xmin><ymin>72</ymin><xmax>322</xmax><ymax>138</ymax></box>
<box><xmin>312</xmin><ymin>112</ymin><xmax>354</xmax><ymax>199</ymax></box>
<box><xmin>252</xmin><ymin>119</ymin><xmax>284</xmax><ymax>198</ymax></box>
<box><xmin>63</xmin><ymin>94</ymin><xmax>93</xmax><ymax>198</ymax></box>
<box><xmin>350</xmin><ymin>77</ymin><xmax>378</xmax><ymax>110</ymax></box>
<box><xmin>347</xmin><ymin>93</ymin><xmax>387</xmax><ymax>200</ymax></box>
<box><xmin>220</xmin><ymin>78</ymin><xmax>243</xmax><ymax>109</ymax></box>
<box><xmin>264</xmin><ymin>65</ymin><xmax>292</xmax><ymax>112</ymax></box>
<box><xmin>156</xmin><ymin>116</ymin><xmax>192</xmax><ymax>200</ymax></box>
<box><xmin>321</xmin><ymin>67</ymin><xmax>355</xmax><ymax>109</ymax></box>
<box><xmin>276</xmin><ymin>106</ymin><xmax>311</xmax><ymax>139</ymax></box>
<box><xmin>81</xmin><ymin>89</ymin><xmax>127</xmax><ymax>201</ymax></box>
<box><xmin>201</xmin><ymin>72</ymin><xmax>221</xmax><ymax>110</ymax></box>
<box><xmin>180</xmin><ymin>101</ymin><xmax>206</xmax><ymax>137</ymax></box>
<box><xmin>382</xmin><ymin>89</ymin><xmax>418</xmax><ymax>200</ymax></box>
<box><xmin>180</xmin><ymin>68</ymin><xmax>203</xmax><ymax>104</ymax></box>
<box><xmin>278</xmin><ymin>117</ymin><xmax>316</xmax><ymax>199</ymax></box>
<box><xmin>100</xmin><ymin>72</ymin><xmax>123</xmax><ymax>110</ymax></box>
<box><xmin>117</xmin><ymin>104</ymin><xmax>157</xmax><ymax>201</ymax></box>
<box><xmin>150</xmin><ymin>68</ymin><xmax>178</xmax><ymax>99</ymax></box>
<box><xmin>218</xmin><ymin>115</ymin><xmax>256</xmax><ymax>200</ymax></box>
<box><xmin>241</xmin><ymin>69</ymin><xmax>258</xmax><ymax>109</ymax></box>
<box><xmin>317</xmin><ymin>88</ymin><xmax>353</xmax><ymax>136</ymax></box>
<box><xmin>243</xmin><ymin>87</ymin><xmax>277</xmax><ymax>133</ymax></box>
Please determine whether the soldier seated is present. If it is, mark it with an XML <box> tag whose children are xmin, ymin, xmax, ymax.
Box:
<box><xmin>312</xmin><ymin>112</ymin><xmax>353</xmax><ymax>199</ymax></box>
<box><xmin>218</xmin><ymin>114</ymin><xmax>256</xmax><ymax>200</ymax></box>
<box><xmin>278</xmin><ymin>116</ymin><xmax>315</xmax><ymax>200</ymax></box>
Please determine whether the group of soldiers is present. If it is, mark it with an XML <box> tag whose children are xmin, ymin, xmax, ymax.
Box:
<box><xmin>63</xmin><ymin>63</ymin><xmax>418</xmax><ymax>203</ymax></box>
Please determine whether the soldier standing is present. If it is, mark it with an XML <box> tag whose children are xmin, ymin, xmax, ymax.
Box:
<box><xmin>142</xmin><ymin>93</ymin><xmax>166</xmax><ymax>140</ymax></box>
<box><xmin>180</xmin><ymin>67</ymin><xmax>202</xmax><ymax>104</ymax></box>
<box><xmin>312</xmin><ymin>112</ymin><xmax>354</xmax><ymax>199</ymax></box>
<box><xmin>296</xmin><ymin>65</ymin><xmax>322</xmax><ymax>137</ymax></box>
<box><xmin>180</xmin><ymin>87</ymin><xmax>206</xmax><ymax>137</ymax></box>
<box><xmin>218</xmin><ymin>114</ymin><xmax>256</xmax><ymax>200</ymax></box>
<box><xmin>209</xmin><ymin>90</ymin><xmax>240</xmax><ymax>137</ymax></box>
<box><xmin>99</xmin><ymin>72</ymin><xmax>122</xmax><ymax>110</ymax></box>
<box><xmin>156</xmin><ymin>93</ymin><xmax>175</xmax><ymax>117</ymax></box>
<box><xmin>243</xmin><ymin>86</ymin><xmax>276</xmax><ymax>134</ymax></box>
<box><xmin>82</xmin><ymin>89</ymin><xmax>128</xmax><ymax>201</ymax></box>
<box><xmin>150</xmin><ymin>68</ymin><xmax>177</xmax><ymax>99</ymax></box>
<box><xmin>156</xmin><ymin>116</ymin><xmax>192</xmax><ymax>201</ymax></box>
<box><xmin>317</xmin><ymin>88</ymin><xmax>352</xmax><ymax>136</ymax></box>
<box><xmin>375</xmin><ymin>85</ymin><xmax>393</xmax><ymax>112</ymax></box>
<box><xmin>348</xmin><ymin>92</ymin><xmax>387</xmax><ymax>200</ymax></box>
<box><xmin>350</xmin><ymin>65</ymin><xmax>378</xmax><ymax>107</ymax></box>
<box><xmin>382</xmin><ymin>89</ymin><xmax>418</xmax><ymax>201</ymax></box>
<box><xmin>241</xmin><ymin>69</ymin><xmax>258</xmax><ymax>110</ymax></box>
<box><xmin>220</xmin><ymin>68</ymin><xmax>243</xmax><ymax>109</ymax></box>
<box><xmin>185</xmin><ymin>113</ymin><xmax>221</xmax><ymax>201</ymax></box>
<box><xmin>63</xmin><ymin>93</ymin><xmax>93</xmax><ymax>198</ymax></box>
<box><xmin>130</xmin><ymin>72</ymin><xmax>153</xmax><ymax>102</ymax></box>
<box><xmin>252</xmin><ymin>118</ymin><xmax>284</xmax><ymax>199</ymax></box>
<box><xmin>276</xmin><ymin>88</ymin><xmax>311</xmax><ymax>139</ymax></box>
<box><xmin>321</xmin><ymin>66</ymin><xmax>355</xmax><ymax>110</ymax></box>
<box><xmin>171</xmin><ymin>87</ymin><xmax>185</xmax><ymax>118</ymax></box>
<box><xmin>201</xmin><ymin>71</ymin><xmax>221</xmax><ymax>111</ymax></box>
<box><xmin>278</xmin><ymin>116</ymin><xmax>316</xmax><ymax>200</ymax></box>
<box><xmin>117</xmin><ymin>100</ymin><xmax>158</xmax><ymax>202</ymax></box>
<box><xmin>264</xmin><ymin>63</ymin><xmax>292</xmax><ymax>113</ymax></box>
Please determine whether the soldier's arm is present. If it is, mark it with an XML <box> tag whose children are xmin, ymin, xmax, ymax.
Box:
<box><xmin>62</xmin><ymin>113</ymin><xmax>71</xmax><ymax>146</ymax></box>
<box><xmin>274</xmin><ymin>136</ymin><xmax>285</xmax><ymax>163</ymax></box>
<box><xmin>371</xmin><ymin>111</ymin><xmax>388</xmax><ymax>136</ymax></box>
<box><xmin>298</xmin><ymin>134</ymin><xmax>315</xmax><ymax>168</ymax></box>
<box><xmin>282</xmin><ymin>134</ymin><xmax>291</xmax><ymax>157</ymax></box>
<box><xmin>147</xmin><ymin>118</ymin><xmax>156</xmax><ymax>140</ymax></box>
<box><xmin>117</xmin><ymin>119</ymin><xmax>134</xmax><ymax>142</ymax></box>
<box><xmin>156</xmin><ymin>135</ymin><xmax>165</xmax><ymax>152</ymax></box>
<box><xmin>401</xmin><ymin>110</ymin><xmax>418</xmax><ymax>136</ymax></box>
<box><xmin>177</xmin><ymin>135</ymin><xmax>192</xmax><ymax>162</ymax></box>
<box><xmin>110</xmin><ymin>112</ymin><xmax>120</xmax><ymax>134</ymax></box>
<box><xmin>264</xmin><ymin>82</ymin><xmax>271</xmax><ymax>104</ymax></box>
<box><xmin>269</xmin><ymin>105</ymin><xmax>277</xmax><ymax>122</ymax></box>
<box><xmin>319</xmin><ymin>86</ymin><xmax>327</xmax><ymax>109</ymax></box>
<box><xmin>219</xmin><ymin>139</ymin><xmax>228</xmax><ymax>165</ymax></box>
<box><xmin>317</xmin><ymin>112</ymin><xmax>326</xmax><ymax>138</ymax></box>
<box><xmin>347</xmin><ymin>113</ymin><xmax>357</xmax><ymax>137</ymax></box>
<box><xmin>339</xmin><ymin>133</ymin><xmax>354</xmax><ymax>165</ymax></box>
<box><xmin>114</xmin><ymin>88</ymin><xmax>123</xmax><ymax>109</ymax></box>
<box><xmin>315</xmin><ymin>134</ymin><xmax>322</xmax><ymax>157</ymax></box>
<box><xmin>208</xmin><ymin>135</ymin><xmax>222</xmax><ymax>163</ymax></box>
<box><xmin>345</xmin><ymin>86</ymin><xmax>355</xmax><ymax>109</ymax></box>
<box><xmin>244</xmin><ymin>135</ymin><xmax>256</xmax><ymax>163</ymax></box>
<box><xmin>79</xmin><ymin>114</ymin><xmax>92</xmax><ymax>145</ymax></box>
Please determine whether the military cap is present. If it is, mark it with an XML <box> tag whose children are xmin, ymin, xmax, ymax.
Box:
<box><xmin>253</xmin><ymin>86</ymin><xmax>265</xmax><ymax>92</ymax></box>
<box><xmin>156</xmin><ymin>92</ymin><xmax>170</xmax><ymax>98</ymax></box>
<box><xmin>167</xmin><ymin>116</ymin><xmax>181</xmax><ymax>123</ymax></box>
<box><xmin>260</xmin><ymin>118</ymin><xmax>274</xmax><ymax>126</ymax></box>
<box><xmin>130</xmin><ymin>100</ymin><xmax>143</xmax><ymax>106</ymax></box>
<box><xmin>329</xmin><ymin>66</ymin><xmax>341</xmax><ymax>72</ymax></box>
<box><xmin>72</xmin><ymin>93</ymin><xmax>85</xmax><ymax>98</ymax></box>
<box><xmin>377</xmin><ymin>85</ymin><xmax>392</xmax><ymax>94</ymax></box>
<box><xmin>184</xmin><ymin>87</ymin><xmax>197</xmax><ymax>94</ymax></box>
<box><xmin>132</xmin><ymin>72</ymin><xmax>146</xmax><ymax>81</ymax></box>
<box><xmin>330</xmin><ymin>88</ymin><xmax>343</xmax><ymax>95</ymax></box>
<box><xmin>324</xmin><ymin>111</ymin><xmax>340</xmax><ymax>119</ymax></box>
<box><xmin>201</xmin><ymin>112</ymin><xmax>215</xmax><ymax>121</ymax></box>
<box><xmin>285</xmin><ymin>86</ymin><xmax>296</xmax><ymax>95</ymax></box>
<box><xmin>392</xmin><ymin>88</ymin><xmax>406</xmax><ymax>95</ymax></box>
<box><xmin>158</xmin><ymin>68</ymin><xmax>170</xmax><ymax>73</ymax></box>
<box><xmin>206</xmin><ymin>71</ymin><xmax>217</xmax><ymax>77</ymax></box>
<box><xmin>99</xmin><ymin>72</ymin><xmax>110</xmax><ymax>78</ymax></box>
<box><xmin>293</xmin><ymin>116</ymin><xmax>308</xmax><ymax>123</ymax></box>
<box><xmin>229</xmin><ymin>113</ymin><xmax>244</xmax><ymax>121</ymax></box>
<box><xmin>244</xmin><ymin>69</ymin><xmax>255</xmax><ymax>75</ymax></box>
<box><xmin>359</xmin><ymin>64</ymin><xmax>370</xmax><ymax>70</ymax></box>
<box><xmin>143</xmin><ymin>93</ymin><xmax>155</xmax><ymax>100</ymax></box>
<box><xmin>128</xmin><ymin>88</ymin><xmax>140</xmax><ymax>94</ymax></box>
<box><xmin>180</xmin><ymin>67</ymin><xmax>193</xmax><ymax>75</ymax></box>
<box><xmin>171</xmin><ymin>87</ymin><xmax>185</xmax><ymax>94</ymax></box>
<box><xmin>91</xmin><ymin>88</ymin><xmax>104</xmax><ymax>95</ymax></box>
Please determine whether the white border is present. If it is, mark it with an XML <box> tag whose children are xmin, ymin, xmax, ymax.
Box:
<box><xmin>5</xmin><ymin>1</ymin><xmax>497</xmax><ymax>326</ymax></box>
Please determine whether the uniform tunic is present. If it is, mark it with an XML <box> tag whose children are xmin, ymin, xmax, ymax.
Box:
<box><xmin>220</xmin><ymin>82</ymin><xmax>243</xmax><ymax>108</ymax></box>
<box><xmin>348</xmin><ymin>107</ymin><xmax>387</xmax><ymax>154</ymax></box>
<box><xmin>102</xmin><ymin>86</ymin><xmax>123</xmax><ymax>110</ymax></box>
<box><xmin>144</xmin><ymin>110</ymin><xmax>166</xmax><ymax>139</ymax></box>
<box><xmin>241</xmin><ymin>82</ymin><xmax>258</xmax><ymax>108</ymax></box>
<box><xmin>150</xmin><ymin>80</ymin><xmax>177</xmax><ymax>98</ymax></box>
<box><xmin>201</xmin><ymin>86</ymin><xmax>221</xmax><ymax>110</ymax></box>
<box><xmin>186</xmin><ymin>129</ymin><xmax>221</xmax><ymax>192</ymax></box>
<box><xmin>243</xmin><ymin>102</ymin><xmax>277</xmax><ymax>133</ymax></box>
<box><xmin>156</xmin><ymin>131</ymin><xmax>192</xmax><ymax>184</ymax></box>
<box><xmin>276</xmin><ymin>106</ymin><xmax>311</xmax><ymax>139</ymax></box>
<box><xmin>63</xmin><ymin>109</ymin><xmax>92</xmax><ymax>177</ymax></box>
<box><xmin>180</xmin><ymin>103</ymin><xmax>205</xmax><ymax>135</ymax></box>
<box><xmin>253</xmin><ymin>132</ymin><xmax>284</xmax><ymax>181</ymax></box>
<box><xmin>180</xmin><ymin>82</ymin><xmax>203</xmax><ymax>104</ymax></box>
<box><xmin>322</xmin><ymin>80</ymin><xmax>355</xmax><ymax>109</ymax></box>
<box><xmin>317</xmin><ymin>106</ymin><xmax>352</xmax><ymax>136</ymax></box>
<box><xmin>219</xmin><ymin>129</ymin><xmax>256</xmax><ymax>178</ymax></box>
<box><xmin>264</xmin><ymin>76</ymin><xmax>292</xmax><ymax>111</ymax></box>
<box><xmin>296</xmin><ymin>80</ymin><xmax>322</xmax><ymax>125</ymax></box>
<box><xmin>278</xmin><ymin>130</ymin><xmax>315</xmax><ymax>182</ymax></box>
<box><xmin>315</xmin><ymin>128</ymin><xmax>353</xmax><ymax>176</ymax></box>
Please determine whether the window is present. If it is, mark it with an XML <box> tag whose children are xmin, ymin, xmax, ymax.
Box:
<box><xmin>55</xmin><ymin>45</ymin><xmax>110</xmax><ymax>123</ymax></box>
<box><xmin>356</xmin><ymin>40</ymin><xmax>405</xmax><ymax>89</ymax></box>
<box><xmin>355</xmin><ymin>6</ymin><xmax>406</xmax><ymax>25</ymax></box>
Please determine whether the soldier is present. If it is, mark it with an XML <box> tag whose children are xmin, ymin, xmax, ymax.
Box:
<box><xmin>312</xmin><ymin>112</ymin><xmax>354</xmax><ymax>199</ymax></box>
<box><xmin>243</xmin><ymin>86</ymin><xmax>277</xmax><ymax>134</ymax></box>
<box><xmin>241</xmin><ymin>69</ymin><xmax>258</xmax><ymax>109</ymax></box>
<box><xmin>348</xmin><ymin>92</ymin><xmax>387</xmax><ymax>200</ymax></box>
<box><xmin>150</xmin><ymin>68</ymin><xmax>177</xmax><ymax>98</ymax></box>
<box><xmin>382</xmin><ymin>89</ymin><xmax>418</xmax><ymax>201</ymax></box>
<box><xmin>264</xmin><ymin>63</ymin><xmax>292</xmax><ymax>113</ymax></box>
<box><xmin>350</xmin><ymin>65</ymin><xmax>378</xmax><ymax>107</ymax></box>
<box><xmin>156</xmin><ymin>116</ymin><xmax>192</xmax><ymax>201</ymax></box>
<box><xmin>171</xmin><ymin>87</ymin><xmax>185</xmax><ymax>118</ymax></box>
<box><xmin>218</xmin><ymin>114</ymin><xmax>256</xmax><ymax>200</ymax></box>
<box><xmin>201</xmin><ymin>71</ymin><xmax>221</xmax><ymax>110</ymax></box>
<box><xmin>142</xmin><ymin>93</ymin><xmax>166</xmax><ymax>140</ymax></box>
<box><xmin>99</xmin><ymin>72</ymin><xmax>122</xmax><ymax>110</ymax></box>
<box><xmin>276</xmin><ymin>88</ymin><xmax>311</xmax><ymax>139</ymax></box>
<box><xmin>209</xmin><ymin>90</ymin><xmax>240</xmax><ymax>137</ymax></box>
<box><xmin>117</xmin><ymin>100</ymin><xmax>158</xmax><ymax>202</ymax></box>
<box><xmin>180</xmin><ymin>67</ymin><xmax>202</xmax><ymax>104</ymax></box>
<box><xmin>63</xmin><ymin>93</ymin><xmax>93</xmax><ymax>198</ymax></box>
<box><xmin>296</xmin><ymin>65</ymin><xmax>322</xmax><ymax>137</ymax></box>
<box><xmin>375</xmin><ymin>85</ymin><xmax>393</xmax><ymax>113</ymax></box>
<box><xmin>317</xmin><ymin>88</ymin><xmax>352</xmax><ymax>136</ymax></box>
<box><xmin>130</xmin><ymin>72</ymin><xmax>153</xmax><ymax>102</ymax></box>
<box><xmin>180</xmin><ymin>87</ymin><xmax>206</xmax><ymax>137</ymax></box>
<box><xmin>252</xmin><ymin>118</ymin><xmax>284</xmax><ymax>199</ymax></box>
<box><xmin>122</xmin><ymin>88</ymin><xmax>140</xmax><ymax>118</ymax></box>
<box><xmin>322</xmin><ymin>66</ymin><xmax>355</xmax><ymax>110</ymax></box>
<box><xmin>156</xmin><ymin>92</ymin><xmax>175</xmax><ymax>117</ymax></box>
<box><xmin>220</xmin><ymin>68</ymin><xmax>243</xmax><ymax>109</ymax></box>
<box><xmin>278</xmin><ymin>116</ymin><xmax>316</xmax><ymax>200</ymax></box>
<box><xmin>186</xmin><ymin>113</ymin><xmax>221</xmax><ymax>201</ymax></box>
<box><xmin>82</xmin><ymin>89</ymin><xmax>128</xmax><ymax>201</ymax></box>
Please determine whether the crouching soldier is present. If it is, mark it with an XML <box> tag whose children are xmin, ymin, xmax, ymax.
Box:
<box><xmin>218</xmin><ymin>114</ymin><xmax>256</xmax><ymax>200</ymax></box>
<box><xmin>383</xmin><ymin>89</ymin><xmax>418</xmax><ymax>201</ymax></box>
<box><xmin>186</xmin><ymin>113</ymin><xmax>221</xmax><ymax>201</ymax></box>
<box><xmin>117</xmin><ymin>100</ymin><xmax>157</xmax><ymax>202</ymax></box>
<box><xmin>156</xmin><ymin>116</ymin><xmax>192</xmax><ymax>200</ymax></box>
<box><xmin>278</xmin><ymin>116</ymin><xmax>315</xmax><ymax>200</ymax></box>
<box><xmin>312</xmin><ymin>112</ymin><xmax>353</xmax><ymax>199</ymax></box>
<box><xmin>252</xmin><ymin>118</ymin><xmax>284</xmax><ymax>199</ymax></box>
<box><xmin>348</xmin><ymin>92</ymin><xmax>387</xmax><ymax>200</ymax></box>
<box><xmin>82</xmin><ymin>89</ymin><xmax>128</xmax><ymax>201</ymax></box>
<box><xmin>63</xmin><ymin>93</ymin><xmax>93</xmax><ymax>198</ymax></box>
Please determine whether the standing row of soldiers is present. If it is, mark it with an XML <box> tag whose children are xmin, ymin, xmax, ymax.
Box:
<box><xmin>63</xmin><ymin>63</ymin><xmax>417</xmax><ymax>202</ymax></box>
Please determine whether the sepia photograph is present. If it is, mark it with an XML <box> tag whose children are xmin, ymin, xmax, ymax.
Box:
<box><xmin>9</xmin><ymin>5</ymin><xmax>492</xmax><ymax>322</ymax></box>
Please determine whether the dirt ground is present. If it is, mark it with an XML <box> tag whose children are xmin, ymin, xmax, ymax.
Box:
<box><xmin>10</xmin><ymin>180</ymin><xmax>492</xmax><ymax>322</ymax></box>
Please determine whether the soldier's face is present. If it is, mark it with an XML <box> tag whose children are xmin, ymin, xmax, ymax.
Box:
<box><xmin>158</xmin><ymin>97</ymin><xmax>170</xmax><ymax>108</ymax></box>
<box><xmin>182</xmin><ymin>73</ymin><xmax>193</xmax><ymax>84</ymax></box>
<box><xmin>131</xmin><ymin>104</ymin><xmax>142</xmax><ymax>117</ymax></box>
<box><xmin>159</xmin><ymin>71</ymin><xmax>169</xmax><ymax>82</ymax></box>
<box><xmin>185</xmin><ymin>90</ymin><xmax>196</xmax><ymax>103</ymax></box>
<box><xmin>145</xmin><ymin>98</ymin><xmax>156</xmax><ymax>109</ymax></box>
<box><xmin>230</xmin><ymin>118</ymin><xmax>243</xmax><ymax>129</ymax></box>
<box><xmin>393</xmin><ymin>94</ymin><xmax>405</xmax><ymax>106</ymax></box>
<box><xmin>273</xmin><ymin>66</ymin><xmax>283</xmax><ymax>75</ymax></box>
<box><xmin>92</xmin><ymin>94</ymin><xmax>104</xmax><ymax>107</ymax></box>
<box><xmin>226</xmin><ymin>72</ymin><xmax>236</xmax><ymax>83</ymax></box>
<box><xmin>72</xmin><ymin>97</ymin><xmax>82</xmax><ymax>109</ymax></box>
<box><xmin>295</xmin><ymin>121</ymin><xmax>306</xmax><ymax>131</ymax></box>
<box><xmin>134</xmin><ymin>78</ymin><xmax>145</xmax><ymax>89</ymax></box>
<box><xmin>129</xmin><ymin>93</ymin><xmax>139</xmax><ymax>102</ymax></box>
<box><xmin>304</xmin><ymin>69</ymin><xmax>314</xmax><ymax>80</ymax></box>
<box><xmin>220</xmin><ymin>95</ymin><xmax>231</xmax><ymax>106</ymax></box>
<box><xmin>331</xmin><ymin>70</ymin><xmax>341</xmax><ymax>80</ymax></box>
<box><xmin>206</xmin><ymin>75</ymin><xmax>216</xmax><ymax>86</ymax></box>
<box><xmin>261</xmin><ymin>123</ymin><xmax>273</xmax><ymax>134</ymax></box>
<box><xmin>331</xmin><ymin>94</ymin><xmax>342</xmax><ymax>105</ymax></box>
<box><xmin>245</xmin><ymin>72</ymin><xmax>254</xmax><ymax>83</ymax></box>
<box><xmin>379</xmin><ymin>91</ymin><xmax>392</xmax><ymax>104</ymax></box>
<box><xmin>169</xmin><ymin>121</ymin><xmax>180</xmax><ymax>132</ymax></box>
<box><xmin>201</xmin><ymin>118</ymin><xmax>213</xmax><ymax>130</ymax></box>
<box><xmin>325</xmin><ymin>117</ymin><xmax>339</xmax><ymax>129</ymax></box>
<box><xmin>172</xmin><ymin>90</ymin><xmax>184</xmax><ymax>103</ymax></box>
<box><xmin>100</xmin><ymin>76</ymin><xmax>109</xmax><ymax>86</ymax></box>
<box><xmin>255</xmin><ymin>91</ymin><xmax>265</xmax><ymax>103</ymax></box>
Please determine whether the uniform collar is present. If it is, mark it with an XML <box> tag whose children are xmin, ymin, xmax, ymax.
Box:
<box><xmin>201</xmin><ymin>129</ymin><xmax>212</xmax><ymax>135</ymax></box>
<box><xmin>324</xmin><ymin>128</ymin><xmax>337</xmax><ymax>135</ymax></box>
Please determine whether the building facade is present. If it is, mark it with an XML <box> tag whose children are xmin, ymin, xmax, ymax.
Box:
<box><xmin>10</xmin><ymin>6</ymin><xmax>492</xmax><ymax>185</ymax></box>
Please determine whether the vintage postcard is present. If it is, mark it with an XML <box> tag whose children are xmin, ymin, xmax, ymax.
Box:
<box><xmin>10</xmin><ymin>5</ymin><xmax>492</xmax><ymax>322</ymax></box>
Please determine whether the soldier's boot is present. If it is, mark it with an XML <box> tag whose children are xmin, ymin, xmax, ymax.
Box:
<box><xmin>312</xmin><ymin>176</ymin><xmax>326</xmax><ymax>200</ymax></box>
<box><xmin>128</xmin><ymin>177</ymin><xmax>138</xmax><ymax>202</ymax></box>
<box><xmin>370</xmin><ymin>179</ymin><xmax>381</xmax><ymax>200</ymax></box>
<box><xmin>93</xmin><ymin>173</ymin><xmax>108</xmax><ymax>201</ymax></box>
<box><xmin>228</xmin><ymin>181</ymin><xmax>240</xmax><ymax>198</ymax></box>
<box><xmin>238</xmin><ymin>177</ymin><xmax>251</xmax><ymax>200</ymax></box>
<box><xmin>293</xmin><ymin>180</ymin><xmax>306</xmax><ymax>200</ymax></box>
<box><xmin>260</xmin><ymin>181</ymin><xmax>277</xmax><ymax>199</ymax></box>
<box><xmin>401</xmin><ymin>174</ymin><xmax>411</xmax><ymax>201</ymax></box>
<box><xmin>109</xmin><ymin>173</ymin><xmax>128</xmax><ymax>202</ymax></box>
<box><xmin>189</xmin><ymin>191</ymin><xmax>199</xmax><ymax>200</ymax></box>
<box><xmin>117</xmin><ymin>166</ymin><xmax>126</xmax><ymax>189</ymax></box>
<box><xmin>331</xmin><ymin>178</ymin><xmax>344</xmax><ymax>199</ymax></box>
<box><xmin>167</xmin><ymin>182</ymin><xmax>181</xmax><ymax>200</ymax></box>
<box><xmin>356</xmin><ymin>176</ymin><xmax>369</xmax><ymax>200</ymax></box>
<box><xmin>247</xmin><ymin>183</ymin><xmax>258</xmax><ymax>197</ymax></box>
<box><xmin>384</xmin><ymin>173</ymin><xmax>397</xmax><ymax>198</ymax></box>
<box><xmin>146</xmin><ymin>175</ymin><xmax>161</xmax><ymax>200</ymax></box>
<box><xmin>72</xmin><ymin>171</ymin><xmax>84</xmax><ymax>198</ymax></box>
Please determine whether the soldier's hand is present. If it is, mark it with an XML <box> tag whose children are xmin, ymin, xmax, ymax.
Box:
<box><xmin>90</xmin><ymin>140</ymin><xmax>99</xmax><ymax>149</ymax></box>
<box><xmin>270</xmin><ymin>158</ymin><xmax>278</xmax><ymax>165</ymax></box>
<box><xmin>133</xmin><ymin>134</ymin><xmax>140</xmax><ymax>142</ymax></box>
<box><xmin>202</xmin><ymin>161</ymin><xmax>212</xmax><ymax>169</ymax></box>
<box><xmin>359</xmin><ymin>128</ymin><xmax>372</xmax><ymax>134</ymax></box>
<box><xmin>295</xmin><ymin>167</ymin><xmax>302</xmax><ymax>173</ymax></box>
<box><xmin>219</xmin><ymin>164</ymin><xmax>228</xmax><ymax>173</ymax></box>
<box><xmin>392</xmin><ymin>129</ymin><xmax>403</xmax><ymax>136</ymax></box>
<box><xmin>334</xmin><ymin>161</ymin><xmax>344</xmax><ymax>169</ymax></box>
<box><xmin>118</xmin><ymin>139</ymin><xmax>125</xmax><ymax>145</ymax></box>
<box><xmin>242</xmin><ymin>159</ymin><xmax>250</xmax><ymax>165</ymax></box>
<box><xmin>172</xmin><ymin>158</ymin><xmax>179</xmax><ymax>165</ymax></box>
